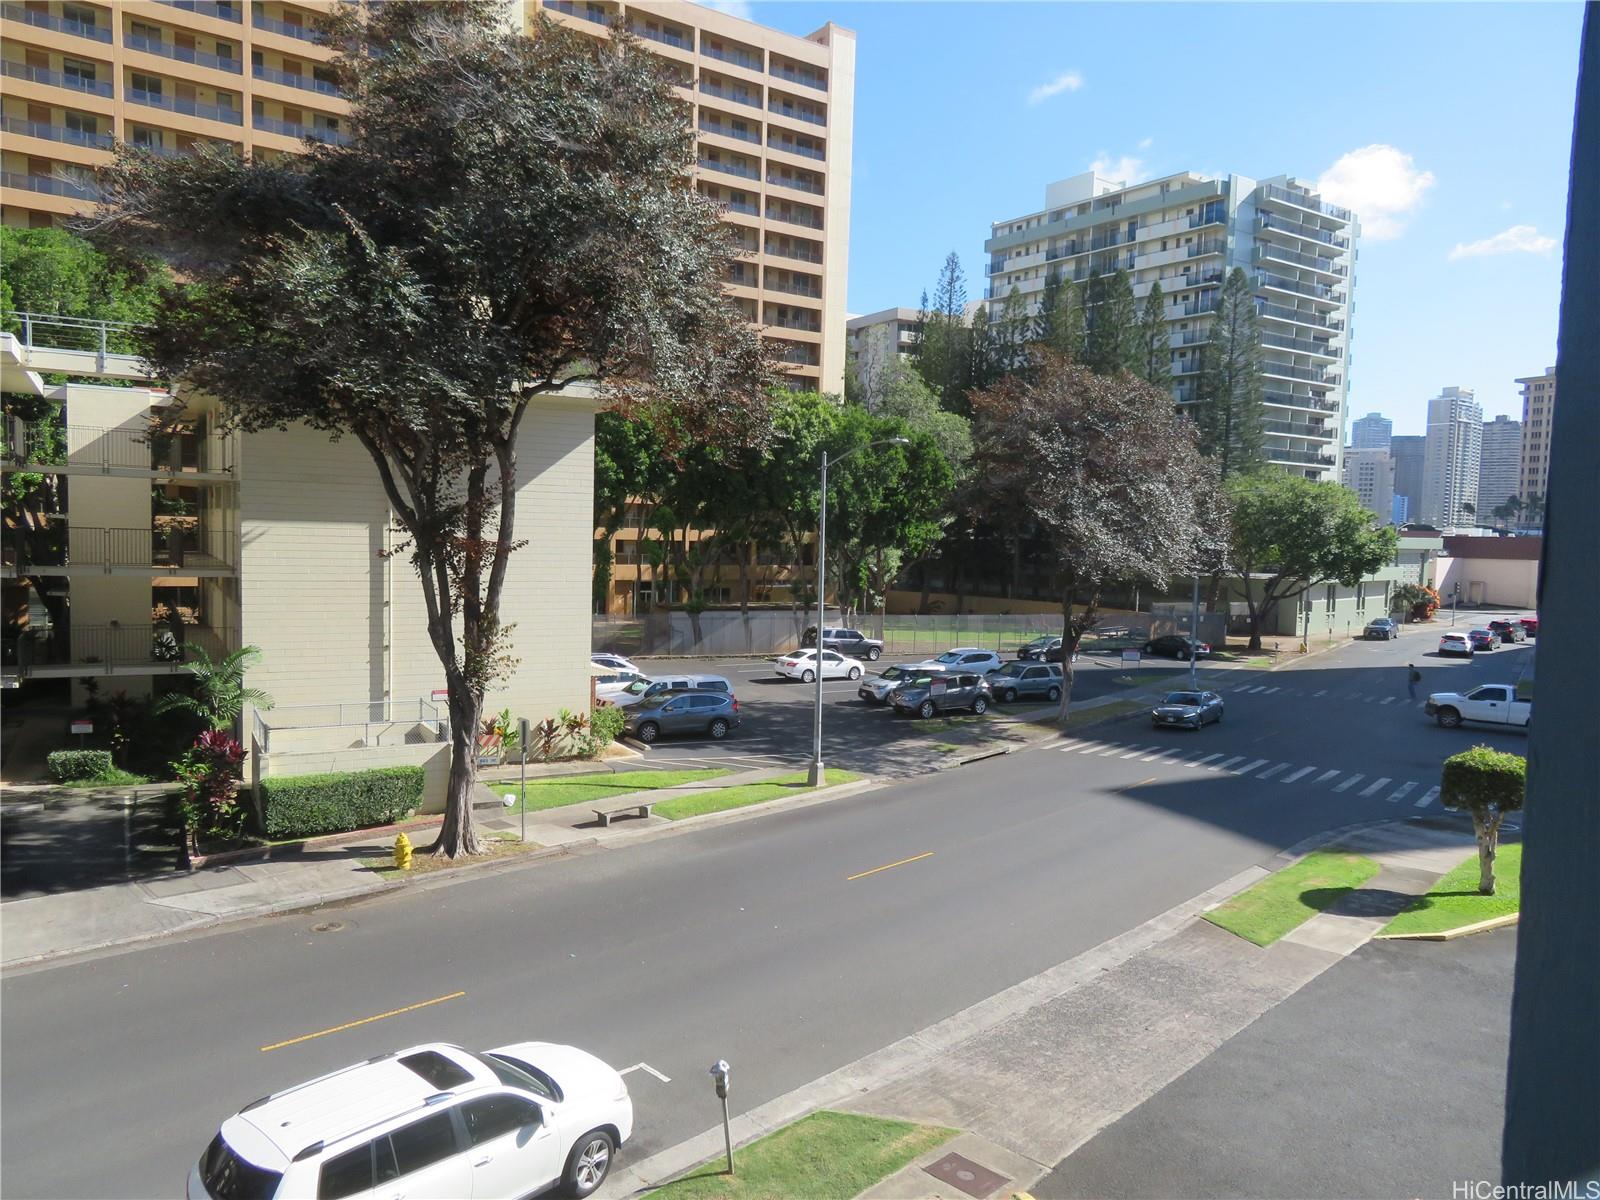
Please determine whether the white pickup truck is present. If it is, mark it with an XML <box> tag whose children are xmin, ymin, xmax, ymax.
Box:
<box><xmin>1425</xmin><ymin>684</ymin><xmax>1532</xmax><ymax>729</ymax></box>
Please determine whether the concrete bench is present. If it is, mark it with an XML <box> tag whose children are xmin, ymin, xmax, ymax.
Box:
<box><xmin>593</xmin><ymin>801</ymin><xmax>654</xmax><ymax>827</ymax></box>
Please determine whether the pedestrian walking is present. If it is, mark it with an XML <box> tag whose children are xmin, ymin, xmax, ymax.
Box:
<box><xmin>1407</xmin><ymin>663</ymin><xmax>1421</xmax><ymax>700</ymax></box>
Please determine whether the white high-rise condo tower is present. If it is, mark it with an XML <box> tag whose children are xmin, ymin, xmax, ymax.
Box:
<box><xmin>1421</xmin><ymin>387</ymin><xmax>1483</xmax><ymax>528</ymax></box>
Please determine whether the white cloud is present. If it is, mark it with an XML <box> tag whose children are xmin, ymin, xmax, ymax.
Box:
<box><xmin>1028</xmin><ymin>70</ymin><xmax>1084</xmax><ymax>105</ymax></box>
<box><xmin>1448</xmin><ymin>224</ymin><xmax>1558</xmax><ymax>262</ymax></box>
<box><xmin>1089</xmin><ymin>153</ymin><xmax>1147</xmax><ymax>185</ymax></box>
<box><xmin>697</xmin><ymin>0</ymin><xmax>754</xmax><ymax>19</ymax></box>
<box><xmin>1315</xmin><ymin>144</ymin><xmax>1436</xmax><ymax>240</ymax></box>
<box><xmin>1137</xmin><ymin>137</ymin><xmax>1153</xmax><ymax>150</ymax></box>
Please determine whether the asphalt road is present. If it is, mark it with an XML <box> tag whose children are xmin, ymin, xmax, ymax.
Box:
<box><xmin>0</xmin><ymin>615</ymin><xmax>1535</xmax><ymax>1199</ymax></box>
<box><xmin>1038</xmin><ymin>928</ymin><xmax>1517</xmax><ymax>1199</ymax></box>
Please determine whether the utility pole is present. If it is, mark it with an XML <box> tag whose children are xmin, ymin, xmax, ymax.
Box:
<box><xmin>1188</xmin><ymin>573</ymin><xmax>1200</xmax><ymax>688</ymax></box>
<box><xmin>808</xmin><ymin>449</ymin><xmax>828</xmax><ymax>786</ymax></box>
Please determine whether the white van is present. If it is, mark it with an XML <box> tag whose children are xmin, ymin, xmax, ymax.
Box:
<box><xmin>610</xmin><ymin>674</ymin><xmax>734</xmax><ymax>708</ymax></box>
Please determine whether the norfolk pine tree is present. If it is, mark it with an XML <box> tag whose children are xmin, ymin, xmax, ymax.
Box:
<box><xmin>1136</xmin><ymin>279</ymin><xmax>1172</xmax><ymax>389</ymax></box>
<box><xmin>89</xmin><ymin>6</ymin><xmax>773</xmax><ymax>856</ymax></box>
<box><xmin>1193</xmin><ymin>267</ymin><xmax>1266</xmax><ymax>479</ymax></box>
<box><xmin>1085</xmin><ymin>268</ymin><xmax>1141</xmax><ymax>376</ymax></box>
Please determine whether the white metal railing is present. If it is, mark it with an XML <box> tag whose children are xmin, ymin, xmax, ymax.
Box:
<box><xmin>3</xmin><ymin>311</ymin><xmax>146</xmax><ymax>356</ymax></box>
<box><xmin>255</xmin><ymin>699</ymin><xmax>448</xmax><ymax>752</ymax></box>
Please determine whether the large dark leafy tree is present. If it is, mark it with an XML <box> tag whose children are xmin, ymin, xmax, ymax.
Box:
<box><xmin>87</xmin><ymin>5</ymin><xmax>772</xmax><ymax>856</ymax></box>
<box><xmin>971</xmin><ymin>351</ymin><xmax>1223</xmax><ymax>725</ymax></box>
<box><xmin>1192</xmin><ymin>267</ymin><xmax>1265</xmax><ymax>479</ymax></box>
<box><xmin>1226</xmin><ymin>472</ymin><xmax>1399</xmax><ymax>651</ymax></box>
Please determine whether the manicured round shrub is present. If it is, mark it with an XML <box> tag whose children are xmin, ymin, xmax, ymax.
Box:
<box><xmin>47</xmin><ymin>749</ymin><xmax>114</xmax><ymax>783</ymax></box>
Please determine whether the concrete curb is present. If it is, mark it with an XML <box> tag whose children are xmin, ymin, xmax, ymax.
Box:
<box><xmin>1374</xmin><ymin>912</ymin><xmax>1521</xmax><ymax>941</ymax></box>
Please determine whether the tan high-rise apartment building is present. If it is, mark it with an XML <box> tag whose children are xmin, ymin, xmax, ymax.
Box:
<box><xmin>1</xmin><ymin>0</ymin><xmax>856</xmax><ymax>395</ymax></box>
<box><xmin>1516</xmin><ymin>366</ymin><xmax>1555</xmax><ymax>507</ymax></box>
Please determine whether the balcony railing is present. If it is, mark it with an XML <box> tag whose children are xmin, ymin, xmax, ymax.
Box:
<box><xmin>1261</xmin><ymin>360</ymin><xmax>1333</xmax><ymax>384</ymax></box>
<box><xmin>1</xmin><ymin>60</ymin><xmax>113</xmax><ymax>96</ymax></box>
<box><xmin>542</xmin><ymin>0</ymin><xmax>609</xmax><ymax>23</ymax></box>
<box><xmin>770</xmin><ymin>64</ymin><xmax>825</xmax><ymax>91</ymax></box>
<box><xmin>1263</xmin><ymin>391</ymin><xmax>1341</xmax><ymax>413</ymax></box>
<box><xmin>1266</xmin><ymin>446</ymin><xmax>1339</xmax><ymax>467</ymax></box>
<box><xmin>768</xmin><ymin>102</ymin><xmax>824</xmax><ymax>126</ymax></box>
<box><xmin>699</xmin><ymin>119</ymin><xmax>759</xmax><ymax>144</ymax></box>
<box><xmin>1255</xmin><ymin>241</ymin><xmax>1345</xmax><ymax>276</ymax></box>
<box><xmin>128</xmin><ymin>88</ymin><xmax>243</xmax><ymax>125</ymax></box>
<box><xmin>1163</xmin><ymin>269</ymin><xmax>1225</xmax><ymax>292</ymax></box>
<box><xmin>698</xmin><ymin>157</ymin><xmax>758</xmax><ymax>180</ymax></box>
<box><xmin>125</xmin><ymin>32</ymin><xmax>242</xmax><ymax>73</ymax></box>
<box><xmin>5</xmin><ymin>525</ymin><xmax>239</xmax><ymax>572</ymax></box>
<box><xmin>6</xmin><ymin>622</ymin><xmax>235</xmax><ymax>678</ymax></box>
<box><xmin>778</xmin><ymin>346</ymin><xmax>819</xmax><ymax>366</ymax></box>
<box><xmin>766</xmin><ymin>205</ymin><xmax>822</xmax><ymax>229</ymax></box>
<box><xmin>764</xmin><ymin>278</ymin><xmax>821</xmax><ymax>299</ymax></box>
<box><xmin>767</xmin><ymin>172</ymin><xmax>822</xmax><ymax>195</ymax></box>
<box><xmin>0</xmin><ymin>116</ymin><xmax>113</xmax><ymax>150</ymax></box>
<box><xmin>702</xmin><ymin>44</ymin><xmax>761</xmax><ymax>71</ymax></box>
<box><xmin>0</xmin><ymin>1</ymin><xmax>111</xmax><ymax>40</ymax></box>
<box><xmin>6</xmin><ymin>420</ymin><xmax>236</xmax><ymax>475</ymax></box>
<box><xmin>1169</xmin><ymin>298</ymin><xmax>1220</xmax><ymax>318</ymax></box>
<box><xmin>1256</xmin><ymin>212</ymin><xmax>1349</xmax><ymax>250</ymax></box>
<box><xmin>766</xmin><ymin>316</ymin><xmax>821</xmax><ymax>333</ymax></box>
<box><xmin>699</xmin><ymin>81</ymin><xmax>759</xmax><ymax>108</ymax></box>
<box><xmin>629</xmin><ymin>23</ymin><xmax>690</xmax><ymax>49</ymax></box>
<box><xmin>1256</xmin><ymin>272</ymin><xmax>1342</xmax><ymax>303</ymax></box>
<box><xmin>252</xmin><ymin>12</ymin><xmax>324</xmax><ymax>42</ymax></box>
<box><xmin>158</xmin><ymin>0</ymin><xmax>243</xmax><ymax>20</ymax></box>
<box><xmin>1263</xmin><ymin>419</ymin><xmax>1333</xmax><ymax>439</ymax></box>
<box><xmin>1259</xmin><ymin>183</ymin><xmax>1352</xmax><ymax>223</ymax></box>
<box><xmin>1185</xmin><ymin>236</ymin><xmax>1227</xmax><ymax>258</ymax></box>
<box><xmin>1260</xmin><ymin>332</ymin><xmax>1339</xmax><ymax>357</ymax></box>
<box><xmin>764</xmin><ymin>241</ymin><xmax>820</xmax><ymax>263</ymax></box>
<box><xmin>1</xmin><ymin>170</ymin><xmax>100</xmax><ymax>200</ymax></box>
<box><xmin>4</xmin><ymin>310</ymin><xmax>145</xmax><ymax>354</ymax></box>
<box><xmin>253</xmin><ymin>63</ymin><xmax>339</xmax><ymax>95</ymax></box>
<box><xmin>252</xmin><ymin>115</ymin><xmax>350</xmax><ymax>143</ymax></box>
<box><xmin>1256</xmin><ymin>300</ymin><xmax>1341</xmax><ymax>330</ymax></box>
<box><xmin>767</xmin><ymin>136</ymin><xmax>823</xmax><ymax>161</ymax></box>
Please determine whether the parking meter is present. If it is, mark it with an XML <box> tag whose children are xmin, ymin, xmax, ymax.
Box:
<box><xmin>710</xmin><ymin>1060</ymin><xmax>730</xmax><ymax>1100</ymax></box>
<box><xmin>710</xmin><ymin>1061</ymin><xmax>733</xmax><ymax>1173</ymax></box>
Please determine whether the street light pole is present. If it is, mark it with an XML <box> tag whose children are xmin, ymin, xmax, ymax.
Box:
<box><xmin>808</xmin><ymin>437</ymin><xmax>908</xmax><ymax>788</ymax></box>
<box><xmin>1188</xmin><ymin>573</ymin><xmax>1201</xmax><ymax>689</ymax></box>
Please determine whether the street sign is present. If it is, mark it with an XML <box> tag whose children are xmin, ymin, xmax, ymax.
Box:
<box><xmin>1121</xmin><ymin>649</ymin><xmax>1141</xmax><ymax>665</ymax></box>
<box><xmin>430</xmin><ymin>688</ymin><xmax>448</xmax><ymax>703</ymax></box>
<box><xmin>70</xmin><ymin>720</ymin><xmax>93</xmax><ymax>735</ymax></box>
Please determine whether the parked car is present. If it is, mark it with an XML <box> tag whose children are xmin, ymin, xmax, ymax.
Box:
<box><xmin>591</xmin><ymin>653</ymin><xmax>641</xmax><ymax>675</ymax></box>
<box><xmin>594</xmin><ymin>670</ymin><xmax>650</xmax><ymax>702</ymax></box>
<box><xmin>623</xmin><ymin>691</ymin><xmax>740</xmax><ymax>742</ymax></box>
<box><xmin>1425</xmin><ymin>684</ymin><xmax>1531</xmax><ymax>730</ymax></box>
<box><xmin>857</xmin><ymin>663</ymin><xmax>921</xmax><ymax>705</ymax></box>
<box><xmin>1363</xmin><ymin>617</ymin><xmax>1398</xmax><ymax>641</ymax></box>
<box><xmin>801</xmin><ymin>626</ymin><xmax>885</xmax><ymax>661</ymax></box>
<box><xmin>1016</xmin><ymin>635</ymin><xmax>1065</xmax><ymax>662</ymax></box>
<box><xmin>188</xmin><ymin>1041</ymin><xmax>632</xmax><ymax>1200</ymax></box>
<box><xmin>1487</xmin><ymin>619</ymin><xmax>1527</xmax><ymax>644</ymax></box>
<box><xmin>1437</xmin><ymin>632</ymin><xmax>1474</xmax><ymax>657</ymax></box>
<box><xmin>918</xmin><ymin>647</ymin><xmax>1004</xmax><ymax>676</ymax></box>
<box><xmin>1466</xmin><ymin>628</ymin><xmax>1498</xmax><ymax>652</ymax></box>
<box><xmin>892</xmin><ymin>670</ymin><xmax>989</xmax><ymax>719</ymax></box>
<box><xmin>1150</xmin><ymin>690</ymin><xmax>1225</xmax><ymax>730</ymax></box>
<box><xmin>1141</xmin><ymin>634</ymin><xmax>1212</xmax><ymax>661</ymax></box>
<box><xmin>984</xmin><ymin>661</ymin><xmax>1064</xmax><ymax>703</ymax></box>
<box><xmin>610</xmin><ymin>674</ymin><xmax>733</xmax><ymax>708</ymax></box>
<box><xmin>1519</xmin><ymin>616</ymin><xmax>1539</xmax><ymax>638</ymax></box>
<box><xmin>775</xmin><ymin>648</ymin><xmax>863</xmax><ymax>682</ymax></box>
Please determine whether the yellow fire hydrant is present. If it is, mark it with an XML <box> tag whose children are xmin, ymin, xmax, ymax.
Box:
<box><xmin>394</xmin><ymin>831</ymin><xmax>413</xmax><ymax>871</ymax></box>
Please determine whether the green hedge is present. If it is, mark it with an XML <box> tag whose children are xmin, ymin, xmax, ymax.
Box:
<box><xmin>590</xmin><ymin>705</ymin><xmax>625</xmax><ymax>745</ymax></box>
<box><xmin>262</xmin><ymin>766</ymin><xmax>425</xmax><ymax>839</ymax></box>
<box><xmin>1441</xmin><ymin>745</ymin><xmax>1527</xmax><ymax>815</ymax></box>
<box><xmin>48</xmin><ymin>749</ymin><xmax>115</xmax><ymax>783</ymax></box>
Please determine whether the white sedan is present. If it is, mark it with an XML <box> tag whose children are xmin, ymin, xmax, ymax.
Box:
<box><xmin>592</xmin><ymin>652</ymin><xmax>641</xmax><ymax>674</ymax></box>
<box><xmin>775</xmin><ymin>648</ymin><xmax>864</xmax><ymax>682</ymax></box>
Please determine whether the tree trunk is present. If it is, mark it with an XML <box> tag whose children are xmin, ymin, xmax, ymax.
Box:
<box><xmin>1055</xmin><ymin>588</ymin><xmax>1079</xmax><ymax>727</ymax></box>
<box><xmin>1476</xmin><ymin>811</ymin><xmax>1503</xmax><ymax>895</ymax></box>
<box><xmin>434</xmin><ymin>689</ymin><xmax>485</xmax><ymax>857</ymax></box>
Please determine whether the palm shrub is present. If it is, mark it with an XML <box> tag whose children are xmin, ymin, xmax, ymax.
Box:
<box><xmin>1440</xmin><ymin>744</ymin><xmax>1527</xmax><ymax>894</ymax></box>
<box><xmin>155</xmin><ymin>644</ymin><xmax>274</xmax><ymax>729</ymax></box>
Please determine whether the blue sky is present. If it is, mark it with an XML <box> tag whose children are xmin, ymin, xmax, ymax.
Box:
<box><xmin>719</xmin><ymin>1</ymin><xmax>1583</xmax><ymax>434</ymax></box>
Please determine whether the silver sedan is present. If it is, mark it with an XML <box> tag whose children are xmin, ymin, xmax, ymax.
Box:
<box><xmin>1150</xmin><ymin>690</ymin><xmax>1224</xmax><ymax>730</ymax></box>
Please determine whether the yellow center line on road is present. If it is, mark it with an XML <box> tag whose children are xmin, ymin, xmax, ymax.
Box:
<box><xmin>260</xmin><ymin>991</ymin><xmax>467</xmax><ymax>1053</ymax></box>
<box><xmin>1123</xmin><ymin>777</ymin><xmax>1158</xmax><ymax>791</ymax></box>
<box><xmin>847</xmin><ymin>851</ymin><xmax>933</xmax><ymax>882</ymax></box>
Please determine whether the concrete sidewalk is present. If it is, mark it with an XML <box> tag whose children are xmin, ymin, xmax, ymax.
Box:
<box><xmin>598</xmin><ymin>816</ymin><xmax>1483</xmax><ymax>1200</ymax></box>
<box><xmin>0</xmin><ymin>765</ymin><xmax>870</xmax><ymax>970</ymax></box>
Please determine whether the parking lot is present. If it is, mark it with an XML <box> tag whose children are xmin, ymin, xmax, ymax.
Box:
<box><xmin>612</xmin><ymin>646</ymin><xmax>1216</xmax><ymax>775</ymax></box>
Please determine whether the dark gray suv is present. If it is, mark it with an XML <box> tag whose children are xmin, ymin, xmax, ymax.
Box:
<box><xmin>623</xmin><ymin>692</ymin><xmax>740</xmax><ymax>743</ymax></box>
<box><xmin>984</xmin><ymin>661</ymin><xmax>1063</xmax><ymax>703</ymax></box>
<box><xmin>892</xmin><ymin>670</ymin><xmax>988</xmax><ymax>719</ymax></box>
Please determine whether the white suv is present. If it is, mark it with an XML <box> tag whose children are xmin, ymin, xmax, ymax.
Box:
<box><xmin>188</xmin><ymin>1042</ymin><xmax>632</xmax><ymax>1200</ymax></box>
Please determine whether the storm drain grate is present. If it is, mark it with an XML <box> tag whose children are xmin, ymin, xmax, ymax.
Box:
<box><xmin>922</xmin><ymin>1152</ymin><xmax>1010</xmax><ymax>1199</ymax></box>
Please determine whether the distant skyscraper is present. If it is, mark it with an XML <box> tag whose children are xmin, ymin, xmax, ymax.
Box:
<box><xmin>1516</xmin><ymin>366</ymin><xmax>1556</xmax><ymax>509</ymax></box>
<box><xmin>1422</xmin><ymin>387</ymin><xmax>1483</xmax><ymax>527</ymax></box>
<box><xmin>1341</xmin><ymin>448</ymin><xmax>1396</xmax><ymax>522</ymax></box>
<box><xmin>1391</xmin><ymin>435</ymin><xmax>1426</xmax><ymax>519</ymax></box>
<box><xmin>1479</xmin><ymin>414</ymin><xmax>1524</xmax><ymax>519</ymax></box>
<box><xmin>1350</xmin><ymin>412</ymin><xmax>1393</xmax><ymax>451</ymax></box>
<box><xmin>1391</xmin><ymin>494</ymin><xmax>1409</xmax><ymax>526</ymax></box>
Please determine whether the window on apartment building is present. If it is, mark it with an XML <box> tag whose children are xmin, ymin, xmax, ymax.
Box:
<box><xmin>131</xmin><ymin>20</ymin><xmax>164</xmax><ymax>42</ymax></box>
<box><xmin>63</xmin><ymin>58</ymin><xmax>99</xmax><ymax>85</ymax></box>
<box><xmin>65</xmin><ymin>111</ymin><xmax>99</xmax><ymax>136</ymax></box>
<box><xmin>132</xmin><ymin>72</ymin><xmax>164</xmax><ymax>97</ymax></box>
<box><xmin>63</xmin><ymin>2</ymin><xmax>99</xmax><ymax>29</ymax></box>
<box><xmin>131</xmin><ymin>125</ymin><xmax>164</xmax><ymax>149</ymax></box>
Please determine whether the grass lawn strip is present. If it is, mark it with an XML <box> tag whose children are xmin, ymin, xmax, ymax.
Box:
<box><xmin>647</xmin><ymin>1110</ymin><xmax>955</xmax><ymax>1200</ymax></box>
<box><xmin>490</xmin><ymin>769</ymin><xmax>730</xmax><ymax>815</ymax></box>
<box><xmin>1204</xmin><ymin>850</ymin><xmax>1382</xmax><ymax>947</ymax></box>
<box><xmin>58</xmin><ymin>769</ymin><xmax>153</xmax><ymax>789</ymax></box>
<box><xmin>362</xmin><ymin>831</ymin><xmax>544</xmax><ymax>880</ymax></box>
<box><xmin>655</xmin><ymin>769</ymin><xmax>861</xmax><ymax>821</ymax></box>
<box><xmin>1381</xmin><ymin>843</ymin><xmax>1522</xmax><ymax>937</ymax></box>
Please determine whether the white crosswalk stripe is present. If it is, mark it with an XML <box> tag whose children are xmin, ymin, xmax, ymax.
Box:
<box><xmin>1380</xmin><ymin>697</ymin><xmax>1397</xmax><ymax>706</ymax></box>
<box><xmin>1313</xmin><ymin>689</ymin><xmax>1328</xmax><ymax>698</ymax></box>
<box><xmin>1215</xmin><ymin>756</ymin><xmax>1246</xmax><ymax>772</ymax></box>
<box><xmin>1193</xmin><ymin>753</ymin><xmax>1225</xmax><ymax>768</ymax></box>
<box><xmin>1142</xmin><ymin>747</ymin><xmax>1182</xmax><ymax>762</ymax></box>
<box><xmin>1281</xmin><ymin>766</ymin><xmax>1316</xmax><ymax>783</ymax></box>
<box><xmin>1415</xmin><ymin>785</ymin><xmax>1441</xmax><ymax>808</ymax></box>
<box><xmin>1334</xmin><ymin>773</ymin><xmax>1365</xmax><ymax>793</ymax></box>
<box><xmin>1120</xmin><ymin>745</ymin><xmax>1157</xmax><ymax>759</ymax></box>
<box><xmin>1387</xmin><ymin>781</ymin><xmax>1418</xmax><ymax>804</ymax></box>
<box><xmin>1257</xmin><ymin>762</ymin><xmax>1290</xmax><ymax>780</ymax></box>
<box><xmin>1261</xmin><ymin>686</ymin><xmax>1281</xmax><ymax>695</ymax></box>
<box><xmin>1360</xmin><ymin>776</ymin><xmax>1392</xmax><ymax>797</ymax></box>
<box><xmin>1056</xmin><ymin>740</ymin><xmax>1088</xmax><ymax>753</ymax></box>
<box><xmin>1233</xmin><ymin>758</ymin><xmax>1270</xmax><ymax>776</ymax></box>
<box><xmin>1243</xmin><ymin>685</ymin><xmax>1267</xmax><ymax>694</ymax></box>
<box><xmin>1097</xmin><ymin>743</ymin><xmax>1126</xmax><ymax>756</ymax></box>
<box><xmin>1077</xmin><ymin>742</ymin><xmax>1106</xmax><ymax>753</ymax></box>
<box><xmin>1313</xmin><ymin>769</ymin><xmax>1341</xmax><ymax>784</ymax></box>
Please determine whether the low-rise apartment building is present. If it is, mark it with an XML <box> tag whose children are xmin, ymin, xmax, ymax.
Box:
<box><xmin>3</xmin><ymin>317</ymin><xmax>597</xmax><ymax>807</ymax></box>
